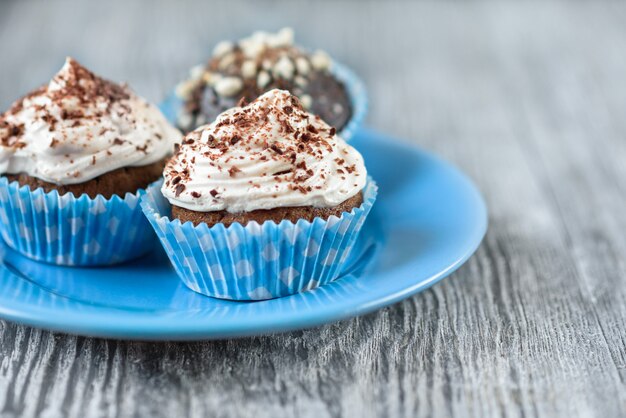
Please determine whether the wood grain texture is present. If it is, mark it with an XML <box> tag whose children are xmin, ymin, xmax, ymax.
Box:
<box><xmin>1</xmin><ymin>1</ymin><xmax>626</xmax><ymax>417</ymax></box>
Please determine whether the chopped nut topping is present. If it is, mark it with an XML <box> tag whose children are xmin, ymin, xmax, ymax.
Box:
<box><xmin>213</xmin><ymin>77</ymin><xmax>243</xmax><ymax>97</ymax></box>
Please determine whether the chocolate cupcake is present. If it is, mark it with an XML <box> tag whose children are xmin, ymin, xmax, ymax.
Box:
<box><xmin>141</xmin><ymin>89</ymin><xmax>377</xmax><ymax>300</ymax></box>
<box><xmin>174</xmin><ymin>28</ymin><xmax>358</xmax><ymax>135</ymax></box>
<box><xmin>0</xmin><ymin>57</ymin><xmax>182</xmax><ymax>265</ymax></box>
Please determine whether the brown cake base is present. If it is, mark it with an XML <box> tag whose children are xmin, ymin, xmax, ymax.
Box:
<box><xmin>172</xmin><ymin>193</ymin><xmax>363</xmax><ymax>227</ymax></box>
<box><xmin>6</xmin><ymin>159</ymin><xmax>166</xmax><ymax>199</ymax></box>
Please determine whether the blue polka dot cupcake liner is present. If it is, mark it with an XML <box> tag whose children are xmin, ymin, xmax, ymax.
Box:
<box><xmin>140</xmin><ymin>178</ymin><xmax>377</xmax><ymax>301</ymax></box>
<box><xmin>0</xmin><ymin>177</ymin><xmax>156</xmax><ymax>266</ymax></box>
<box><xmin>160</xmin><ymin>59</ymin><xmax>367</xmax><ymax>141</ymax></box>
<box><xmin>331</xmin><ymin>60</ymin><xmax>368</xmax><ymax>141</ymax></box>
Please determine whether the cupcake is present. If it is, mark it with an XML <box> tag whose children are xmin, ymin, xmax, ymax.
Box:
<box><xmin>0</xmin><ymin>57</ymin><xmax>182</xmax><ymax>265</ymax></box>
<box><xmin>174</xmin><ymin>28</ymin><xmax>366</xmax><ymax>139</ymax></box>
<box><xmin>141</xmin><ymin>89</ymin><xmax>377</xmax><ymax>300</ymax></box>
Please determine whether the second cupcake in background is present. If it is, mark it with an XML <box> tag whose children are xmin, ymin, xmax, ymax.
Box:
<box><xmin>142</xmin><ymin>89</ymin><xmax>377</xmax><ymax>300</ymax></box>
<box><xmin>173</xmin><ymin>28</ymin><xmax>367</xmax><ymax>140</ymax></box>
<box><xmin>0</xmin><ymin>58</ymin><xmax>182</xmax><ymax>265</ymax></box>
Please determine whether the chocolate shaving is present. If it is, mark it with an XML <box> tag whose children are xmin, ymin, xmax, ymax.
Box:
<box><xmin>228</xmin><ymin>166</ymin><xmax>241</xmax><ymax>177</ymax></box>
<box><xmin>60</xmin><ymin>109</ymin><xmax>84</xmax><ymax>120</ymax></box>
<box><xmin>270</xmin><ymin>144</ymin><xmax>284</xmax><ymax>155</ymax></box>
<box><xmin>11</xmin><ymin>124</ymin><xmax>24</xmax><ymax>137</ymax></box>
<box><xmin>282</xmin><ymin>121</ymin><xmax>294</xmax><ymax>134</ymax></box>
<box><xmin>216</xmin><ymin>118</ymin><xmax>232</xmax><ymax>128</ymax></box>
<box><xmin>273</xmin><ymin>169</ymin><xmax>292</xmax><ymax>176</ymax></box>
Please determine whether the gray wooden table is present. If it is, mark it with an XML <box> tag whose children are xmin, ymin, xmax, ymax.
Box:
<box><xmin>1</xmin><ymin>1</ymin><xmax>626</xmax><ymax>417</ymax></box>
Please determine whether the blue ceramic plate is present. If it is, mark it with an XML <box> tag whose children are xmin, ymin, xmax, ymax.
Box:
<box><xmin>0</xmin><ymin>130</ymin><xmax>487</xmax><ymax>340</ymax></box>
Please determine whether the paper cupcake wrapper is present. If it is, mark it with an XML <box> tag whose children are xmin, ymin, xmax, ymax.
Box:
<box><xmin>140</xmin><ymin>178</ymin><xmax>377</xmax><ymax>301</ymax></box>
<box><xmin>161</xmin><ymin>59</ymin><xmax>367</xmax><ymax>141</ymax></box>
<box><xmin>331</xmin><ymin>60</ymin><xmax>368</xmax><ymax>141</ymax></box>
<box><xmin>0</xmin><ymin>177</ymin><xmax>156</xmax><ymax>266</ymax></box>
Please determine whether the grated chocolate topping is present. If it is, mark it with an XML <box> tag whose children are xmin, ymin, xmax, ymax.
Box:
<box><xmin>0</xmin><ymin>57</ymin><xmax>182</xmax><ymax>185</ymax></box>
<box><xmin>162</xmin><ymin>89</ymin><xmax>366</xmax><ymax>213</ymax></box>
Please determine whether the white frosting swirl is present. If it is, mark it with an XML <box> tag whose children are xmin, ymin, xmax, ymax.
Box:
<box><xmin>163</xmin><ymin>89</ymin><xmax>366</xmax><ymax>213</ymax></box>
<box><xmin>0</xmin><ymin>58</ymin><xmax>181</xmax><ymax>185</ymax></box>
